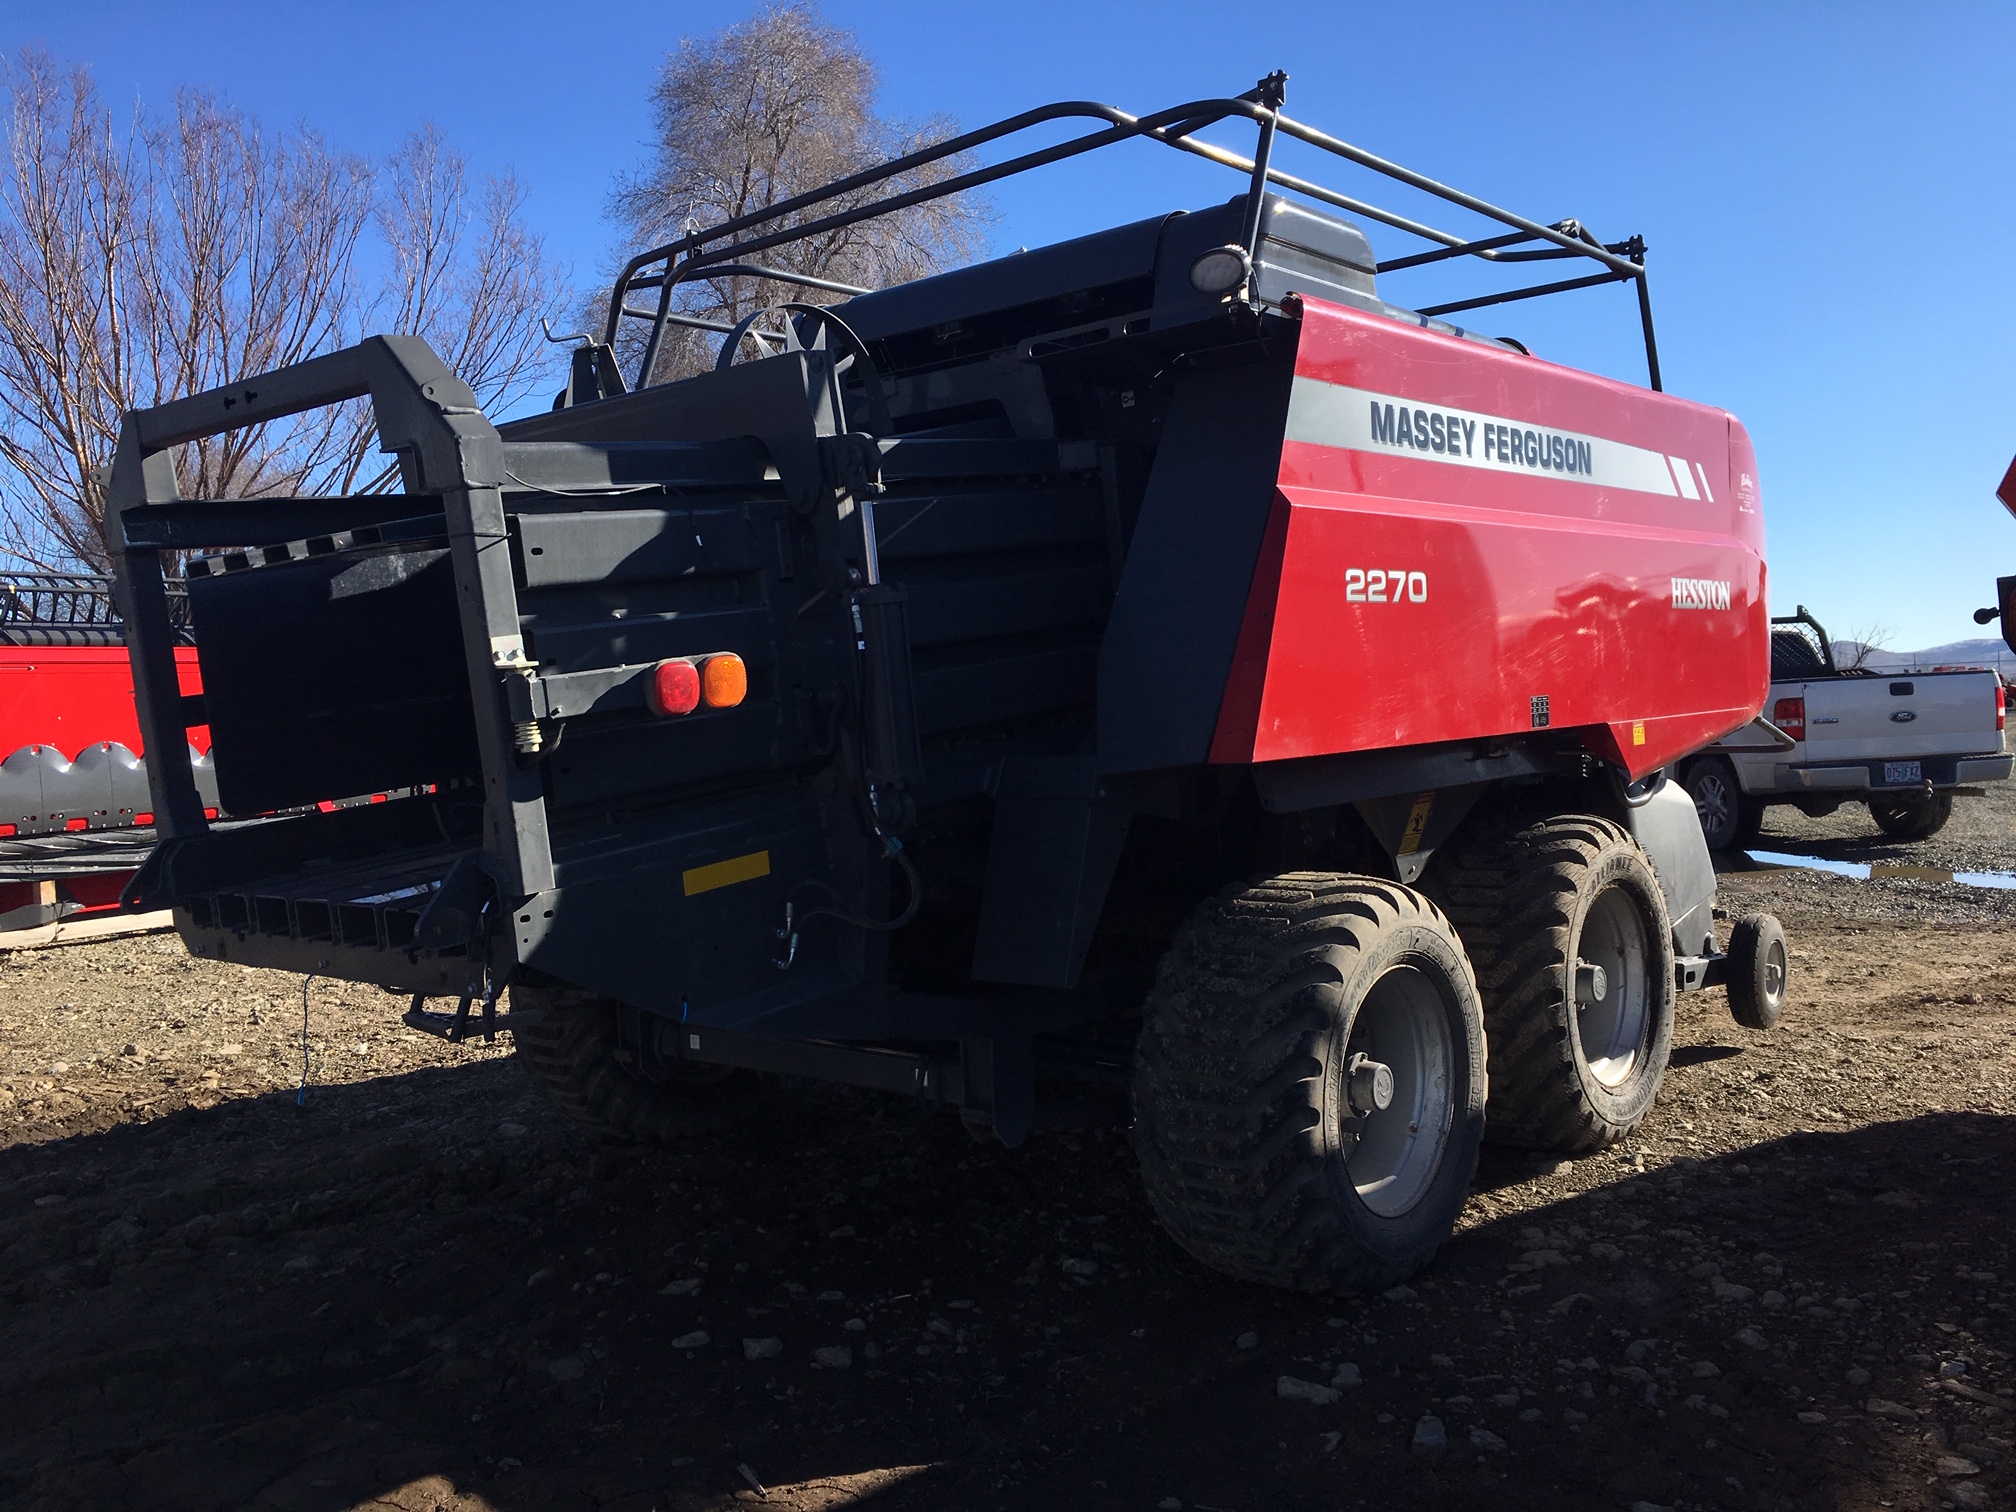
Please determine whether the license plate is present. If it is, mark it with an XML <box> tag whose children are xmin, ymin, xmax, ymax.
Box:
<box><xmin>1883</xmin><ymin>761</ymin><xmax>1922</xmax><ymax>784</ymax></box>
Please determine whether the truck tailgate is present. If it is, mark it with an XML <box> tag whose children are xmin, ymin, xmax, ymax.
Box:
<box><xmin>1798</xmin><ymin>670</ymin><xmax>2003</xmax><ymax>760</ymax></box>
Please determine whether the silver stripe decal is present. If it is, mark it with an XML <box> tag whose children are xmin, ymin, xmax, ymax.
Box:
<box><xmin>1284</xmin><ymin>377</ymin><xmax>1690</xmax><ymax>499</ymax></box>
<box><xmin>1668</xmin><ymin>454</ymin><xmax>1701</xmax><ymax>500</ymax></box>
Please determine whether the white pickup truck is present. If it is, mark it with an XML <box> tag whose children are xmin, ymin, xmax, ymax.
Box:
<box><xmin>1681</xmin><ymin>607</ymin><xmax>2011</xmax><ymax>850</ymax></box>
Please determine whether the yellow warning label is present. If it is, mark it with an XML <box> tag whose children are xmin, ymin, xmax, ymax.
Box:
<box><xmin>682</xmin><ymin>849</ymin><xmax>771</xmax><ymax>897</ymax></box>
<box><xmin>1397</xmin><ymin>792</ymin><xmax>1435</xmax><ymax>855</ymax></box>
<box><xmin>1632</xmin><ymin>721</ymin><xmax>1646</xmax><ymax>746</ymax></box>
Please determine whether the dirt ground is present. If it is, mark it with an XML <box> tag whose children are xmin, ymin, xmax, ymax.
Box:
<box><xmin>4</xmin><ymin>787</ymin><xmax>2016</xmax><ymax>1512</ymax></box>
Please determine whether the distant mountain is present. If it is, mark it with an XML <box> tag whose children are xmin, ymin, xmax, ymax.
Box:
<box><xmin>1831</xmin><ymin>637</ymin><xmax>2013</xmax><ymax>672</ymax></box>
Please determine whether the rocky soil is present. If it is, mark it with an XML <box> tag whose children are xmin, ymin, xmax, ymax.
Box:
<box><xmin>2</xmin><ymin>789</ymin><xmax>2015</xmax><ymax>1511</ymax></box>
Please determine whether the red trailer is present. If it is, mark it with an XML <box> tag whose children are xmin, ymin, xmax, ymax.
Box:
<box><xmin>0</xmin><ymin>575</ymin><xmax>208</xmax><ymax>929</ymax></box>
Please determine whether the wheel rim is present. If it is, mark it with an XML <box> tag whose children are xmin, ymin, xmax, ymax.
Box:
<box><xmin>1574</xmin><ymin>884</ymin><xmax>1652</xmax><ymax>1088</ymax></box>
<box><xmin>1761</xmin><ymin>937</ymin><xmax>1787</xmax><ymax>1006</ymax></box>
<box><xmin>1344</xmin><ymin>964</ymin><xmax>1456</xmax><ymax>1219</ymax></box>
<box><xmin>1691</xmin><ymin>770</ymin><xmax>1733</xmax><ymax>841</ymax></box>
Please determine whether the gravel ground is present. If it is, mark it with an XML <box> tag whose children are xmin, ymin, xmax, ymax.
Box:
<box><xmin>2</xmin><ymin>795</ymin><xmax>2014</xmax><ymax>1512</ymax></box>
<box><xmin>1747</xmin><ymin>775</ymin><xmax>2016</xmax><ymax>878</ymax></box>
<box><xmin>1704</xmin><ymin>775</ymin><xmax>2016</xmax><ymax>935</ymax></box>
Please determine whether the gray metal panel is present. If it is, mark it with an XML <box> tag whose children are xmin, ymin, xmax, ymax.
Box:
<box><xmin>1256</xmin><ymin>739</ymin><xmax>1557</xmax><ymax>811</ymax></box>
<box><xmin>1096</xmin><ymin>357</ymin><xmax>1295</xmax><ymax>771</ymax></box>
<box><xmin>501</xmin><ymin>352</ymin><xmax>834</xmax><ymax>509</ymax></box>
<box><xmin>1626</xmin><ymin>780</ymin><xmax>1718</xmax><ymax>959</ymax></box>
<box><xmin>108</xmin><ymin>424</ymin><xmax>207</xmax><ymax>837</ymax></box>
<box><xmin>835</xmin><ymin>214</ymin><xmax>1172</xmax><ymax>342</ymax></box>
<box><xmin>498</xmin><ymin>437</ymin><xmax>773</xmax><ymax>492</ymax></box>
<box><xmin>970</xmin><ymin>756</ymin><xmax>1131</xmax><ymax>989</ymax></box>
<box><xmin>0</xmin><ymin>741</ymin><xmax>210</xmax><ymax>834</ymax></box>
<box><xmin>515</xmin><ymin>506</ymin><xmax>769</xmax><ymax>590</ymax></box>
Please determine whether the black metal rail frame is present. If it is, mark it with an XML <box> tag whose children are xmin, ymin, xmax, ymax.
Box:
<box><xmin>0</xmin><ymin>571</ymin><xmax>186</xmax><ymax>629</ymax></box>
<box><xmin>606</xmin><ymin>72</ymin><xmax>1664</xmax><ymax>392</ymax></box>
<box><xmin>106</xmin><ymin>337</ymin><xmax>556</xmax><ymax>900</ymax></box>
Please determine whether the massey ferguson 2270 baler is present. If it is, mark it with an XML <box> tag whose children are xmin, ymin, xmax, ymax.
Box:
<box><xmin>109</xmin><ymin>76</ymin><xmax>1787</xmax><ymax>1293</ymax></box>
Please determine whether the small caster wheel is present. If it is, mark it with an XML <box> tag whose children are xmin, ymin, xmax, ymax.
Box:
<box><xmin>1726</xmin><ymin>913</ymin><xmax>1788</xmax><ymax>1031</ymax></box>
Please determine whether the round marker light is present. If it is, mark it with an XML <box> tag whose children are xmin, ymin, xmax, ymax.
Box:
<box><xmin>701</xmin><ymin>653</ymin><xmax>747</xmax><ymax>709</ymax></box>
<box><xmin>647</xmin><ymin>659</ymin><xmax>700</xmax><ymax>716</ymax></box>
<box><xmin>1188</xmin><ymin>244</ymin><xmax>1253</xmax><ymax>296</ymax></box>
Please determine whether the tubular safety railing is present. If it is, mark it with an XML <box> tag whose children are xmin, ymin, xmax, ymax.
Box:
<box><xmin>0</xmin><ymin>572</ymin><xmax>189</xmax><ymax>632</ymax></box>
<box><xmin>605</xmin><ymin>72</ymin><xmax>1663</xmax><ymax>392</ymax></box>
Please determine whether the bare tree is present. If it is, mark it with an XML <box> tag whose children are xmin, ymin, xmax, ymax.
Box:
<box><xmin>606</xmin><ymin>3</ymin><xmax>991</xmax><ymax>382</ymax></box>
<box><xmin>0</xmin><ymin>52</ymin><xmax>564</xmax><ymax>571</ymax></box>
<box><xmin>1835</xmin><ymin>618</ymin><xmax>1898</xmax><ymax>671</ymax></box>
<box><xmin>374</xmin><ymin>124</ymin><xmax>558</xmax><ymax>414</ymax></box>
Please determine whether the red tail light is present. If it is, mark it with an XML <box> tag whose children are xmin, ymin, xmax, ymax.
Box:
<box><xmin>1773</xmin><ymin>696</ymin><xmax>1806</xmax><ymax>741</ymax></box>
<box><xmin>1998</xmin><ymin>682</ymin><xmax>2007</xmax><ymax>732</ymax></box>
<box><xmin>647</xmin><ymin>654</ymin><xmax>746</xmax><ymax>715</ymax></box>
<box><xmin>647</xmin><ymin>659</ymin><xmax>701</xmax><ymax>717</ymax></box>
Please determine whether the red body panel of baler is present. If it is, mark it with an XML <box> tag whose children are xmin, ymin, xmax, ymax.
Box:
<box><xmin>1213</xmin><ymin>295</ymin><xmax>1768</xmax><ymax>780</ymax></box>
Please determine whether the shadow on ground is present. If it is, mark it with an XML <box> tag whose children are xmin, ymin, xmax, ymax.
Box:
<box><xmin>1</xmin><ymin>1059</ymin><xmax>2009</xmax><ymax>1511</ymax></box>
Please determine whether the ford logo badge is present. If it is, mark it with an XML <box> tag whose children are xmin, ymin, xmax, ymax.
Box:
<box><xmin>1890</xmin><ymin>710</ymin><xmax>1916</xmax><ymax>722</ymax></box>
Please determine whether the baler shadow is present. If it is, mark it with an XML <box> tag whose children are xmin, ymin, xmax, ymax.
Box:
<box><xmin>0</xmin><ymin>1057</ymin><xmax>2009</xmax><ymax>1512</ymax></box>
<box><xmin>1670</xmin><ymin>1043</ymin><xmax>1744</xmax><ymax>1067</ymax></box>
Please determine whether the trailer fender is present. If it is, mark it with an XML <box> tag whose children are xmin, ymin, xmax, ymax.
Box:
<box><xmin>1622</xmin><ymin>778</ymin><xmax>1718</xmax><ymax>960</ymax></box>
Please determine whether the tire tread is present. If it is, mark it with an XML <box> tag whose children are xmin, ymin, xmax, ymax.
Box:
<box><xmin>1131</xmin><ymin>874</ymin><xmax>1482</xmax><ymax>1294</ymax></box>
<box><xmin>1428</xmin><ymin>813</ymin><xmax>1673</xmax><ymax>1153</ymax></box>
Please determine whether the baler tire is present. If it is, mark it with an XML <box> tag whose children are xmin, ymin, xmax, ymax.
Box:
<box><xmin>1724</xmin><ymin>912</ymin><xmax>1789</xmax><ymax>1032</ymax></box>
<box><xmin>1868</xmin><ymin>792</ymin><xmax>1952</xmax><ymax>840</ymax></box>
<box><xmin>1130</xmin><ymin>873</ymin><xmax>1487</xmax><ymax>1295</ymax></box>
<box><xmin>509</xmin><ymin>981</ymin><xmax>756</xmax><ymax>1142</ymax></box>
<box><xmin>1428</xmin><ymin>813</ymin><xmax>1675</xmax><ymax>1154</ymax></box>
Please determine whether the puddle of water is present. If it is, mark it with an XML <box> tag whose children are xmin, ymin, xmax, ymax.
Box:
<box><xmin>1745</xmin><ymin>849</ymin><xmax>2016</xmax><ymax>891</ymax></box>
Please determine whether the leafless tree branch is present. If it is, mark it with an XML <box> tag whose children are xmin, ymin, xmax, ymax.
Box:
<box><xmin>0</xmin><ymin>51</ymin><xmax>566</xmax><ymax>570</ymax></box>
<box><xmin>604</xmin><ymin>3</ymin><xmax>992</xmax><ymax>383</ymax></box>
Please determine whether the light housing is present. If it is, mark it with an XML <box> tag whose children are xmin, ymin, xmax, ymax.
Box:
<box><xmin>1188</xmin><ymin>244</ymin><xmax>1253</xmax><ymax>296</ymax></box>
<box><xmin>1773</xmin><ymin>695</ymin><xmax>1806</xmax><ymax>742</ymax></box>
<box><xmin>1997</xmin><ymin>682</ymin><xmax>2006</xmax><ymax>733</ymax></box>
<box><xmin>701</xmin><ymin>653</ymin><xmax>748</xmax><ymax>709</ymax></box>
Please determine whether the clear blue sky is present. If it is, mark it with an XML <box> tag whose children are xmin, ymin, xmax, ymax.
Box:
<box><xmin>12</xmin><ymin>0</ymin><xmax>2016</xmax><ymax>651</ymax></box>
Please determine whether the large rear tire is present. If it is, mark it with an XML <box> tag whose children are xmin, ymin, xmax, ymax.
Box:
<box><xmin>1429</xmin><ymin>814</ymin><xmax>1675</xmax><ymax>1153</ymax></box>
<box><xmin>1130</xmin><ymin>874</ymin><xmax>1487</xmax><ymax>1294</ymax></box>
<box><xmin>1868</xmin><ymin>792</ymin><xmax>1952</xmax><ymax>840</ymax></box>
<box><xmin>510</xmin><ymin>981</ymin><xmax>756</xmax><ymax>1142</ymax></box>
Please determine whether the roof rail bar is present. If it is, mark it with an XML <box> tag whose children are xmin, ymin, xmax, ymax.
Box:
<box><xmin>608</xmin><ymin>73</ymin><xmax>1662</xmax><ymax>394</ymax></box>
